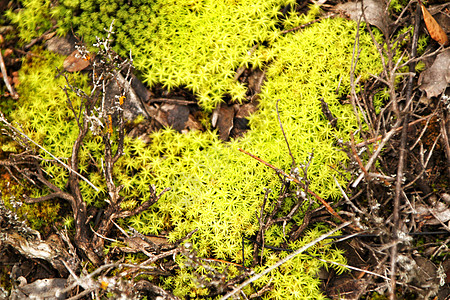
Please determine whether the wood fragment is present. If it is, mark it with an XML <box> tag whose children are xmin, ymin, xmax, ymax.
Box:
<box><xmin>319</xmin><ymin>98</ymin><xmax>338</xmax><ymax>128</ymax></box>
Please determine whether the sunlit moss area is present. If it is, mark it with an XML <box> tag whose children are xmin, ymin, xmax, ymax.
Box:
<box><xmin>4</xmin><ymin>1</ymin><xmax>382</xmax><ymax>298</ymax></box>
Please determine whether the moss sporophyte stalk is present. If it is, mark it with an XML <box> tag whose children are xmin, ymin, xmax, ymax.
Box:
<box><xmin>4</xmin><ymin>1</ymin><xmax>383</xmax><ymax>298</ymax></box>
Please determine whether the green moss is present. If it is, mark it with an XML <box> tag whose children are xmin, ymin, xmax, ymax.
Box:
<box><xmin>417</xmin><ymin>34</ymin><xmax>430</xmax><ymax>56</ymax></box>
<box><xmin>7</xmin><ymin>0</ymin><xmax>301</xmax><ymax>111</ymax></box>
<box><xmin>389</xmin><ymin>0</ymin><xmax>410</xmax><ymax>13</ymax></box>
<box><xmin>0</xmin><ymin>173</ymin><xmax>60</xmax><ymax>232</ymax></box>
<box><xmin>123</xmin><ymin>17</ymin><xmax>379</xmax><ymax>298</ymax></box>
<box><xmin>4</xmin><ymin>2</ymin><xmax>384</xmax><ymax>298</ymax></box>
<box><xmin>374</xmin><ymin>88</ymin><xmax>390</xmax><ymax>114</ymax></box>
<box><xmin>1</xmin><ymin>50</ymin><xmax>108</xmax><ymax>227</ymax></box>
<box><xmin>0</xmin><ymin>95</ymin><xmax>16</xmax><ymax>117</ymax></box>
<box><xmin>5</xmin><ymin>0</ymin><xmax>54</xmax><ymax>43</ymax></box>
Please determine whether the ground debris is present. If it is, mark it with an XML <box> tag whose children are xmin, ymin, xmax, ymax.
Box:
<box><xmin>419</xmin><ymin>49</ymin><xmax>450</xmax><ymax>98</ymax></box>
<box><xmin>333</xmin><ymin>0</ymin><xmax>391</xmax><ymax>36</ymax></box>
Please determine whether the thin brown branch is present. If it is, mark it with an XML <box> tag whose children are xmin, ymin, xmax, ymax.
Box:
<box><xmin>389</xmin><ymin>5</ymin><xmax>420</xmax><ymax>298</ymax></box>
<box><xmin>276</xmin><ymin>99</ymin><xmax>296</xmax><ymax>168</ymax></box>
<box><xmin>238</xmin><ymin>148</ymin><xmax>361</xmax><ymax>231</ymax></box>
<box><xmin>24</xmin><ymin>191</ymin><xmax>73</xmax><ymax>204</ymax></box>
<box><xmin>352</xmin><ymin>118</ymin><xmax>402</xmax><ymax>187</ymax></box>
<box><xmin>23</xmin><ymin>27</ymin><xmax>57</xmax><ymax>50</ymax></box>
<box><xmin>249</xmin><ymin>280</ymin><xmax>273</xmax><ymax>299</ymax></box>
<box><xmin>289</xmin><ymin>207</ymin><xmax>314</xmax><ymax>241</ymax></box>
<box><xmin>390</xmin><ymin>110</ymin><xmax>409</xmax><ymax>296</ymax></box>
<box><xmin>440</xmin><ymin>110</ymin><xmax>450</xmax><ymax>179</ymax></box>
<box><xmin>254</xmin><ymin>188</ymin><xmax>270</xmax><ymax>265</ymax></box>
<box><xmin>350</xmin><ymin>132</ymin><xmax>370</xmax><ymax>180</ymax></box>
<box><xmin>0</xmin><ymin>50</ymin><xmax>19</xmax><ymax>99</ymax></box>
<box><xmin>355</xmin><ymin>113</ymin><xmax>436</xmax><ymax>148</ymax></box>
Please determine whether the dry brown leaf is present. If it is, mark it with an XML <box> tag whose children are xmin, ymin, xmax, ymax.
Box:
<box><xmin>217</xmin><ymin>104</ymin><xmax>236</xmax><ymax>141</ymax></box>
<box><xmin>12</xmin><ymin>71</ymin><xmax>20</xmax><ymax>87</ymax></box>
<box><xmin>416</xmin><ymin>201</ymin><xmax>450</xmax><ymax>225</ymax></box>
<box><xmin>163</xmin><ymin>104</ymin><xmax>190</xmax><ymax>132</ymax></box>
<box><xmin>3</xmin><ymin>48</ymin><xmax>13</xmax><ymax>57</ymax></box>
<box><xmin>419</xmin><ymin>2</ymin><xmax>449</xmax><ymax>46</ymax></box>
<box><xmin>333</xmin><ymin>0</ymin><xmax>390</xmax><ymax>36</ymax></box>
<box><xmin>418</xmin><ymin>49</ymin><xmax>450</xmax><ymax>98</ymax></box>
<box><xmin>412</xmin><ymin>256</ymin><xmax>441</xmax><ymax>297</ymax></box>
<box><xmin>63</xmin><ymin>49</ymin><xmax>91</xmax><ymax>72</ymax></box>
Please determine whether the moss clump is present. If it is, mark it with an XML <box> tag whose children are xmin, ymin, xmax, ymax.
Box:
<box><xmin>0</xmin><ymin>50</ymin><xmax>95</xmax><ymax>231</ymax></box>
<box><xmin>9</xmin><ymin>0</ymin><xmax>300</xmax><ymax>110</ymax></box>
<box><xmin>70</xmin><ymin>0</ymin><xmax>298</xmax><ymax>111</ymax></box>
<box><xmin>121</xmin><ymin>17</ymin><xmax>380</xmax><ymax>298</ymax></box>
<box><xmin>0</xmin><ymin>173</ymin><xmax>59</xmax><ymax>232</ymax></box>
<box><xmin>3</xmin><ymin>2</ymin><xmax>383</xmax><ymax>298</ymax></box>
<box><xmin>2</xmin><ymin>50</ymin><xmax>109</xmax><ymax>206</ymax></box>
<box><xmin>4</xmin><ymin>0</ymin><xmax>54</xmax><ymax>43</ymax></box>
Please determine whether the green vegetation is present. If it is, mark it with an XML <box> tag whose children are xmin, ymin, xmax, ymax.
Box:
<box><xmin>390</xmin><ymin>0</ymin><xmax>408</xmax><ymax>13</ymax></box>
<box><xmin>3</xmin><ymin>1</ymin><xmax>384</xmax><ymax>298</ymax></box>
<box><xmin>4</xmin><ymin>0</ymin><xmax>53</xmax><ymax>43</ymax></box>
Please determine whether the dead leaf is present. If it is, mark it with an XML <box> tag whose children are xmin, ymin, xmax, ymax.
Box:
<box><xmin>231</xmin><ymin>102</ymin><xmax>257</xmax><ymax>138</ymax></box>
<box><xmin>326</xmin><ymin>277</ymin><xmax>367</xmax><ymax>300</ymax></box>
<box><xmin>411</xmin><ymin>256</ymin><xmax>441</xmax><ymax>297</ymax></box>
<box><xmin>418</xmin><ymin>48</ymin><xmax>450</xmax><ymax>98</ymax></box>
<box><xmin>105</xmin><ymin>71</ymin><xmax>149</xmax><ymax>122</ymax></box>
<box><xmin>443</xmin><ymin>258</ymin><xmax>450</xmax><ymax>284</ymax></box>
<box><xmin>184</xmin><ymin>114</ymin><xmax>204</xmax><ymax>132</ymax></box>
<box><xmin>3</xmin><ymin>48</ymin><xmax>13</xmax><ymax>57</ymax></box>
<box><xmin>217</xmin><ymin>104</ymin><xmax>236</xmax><ymax>141</ymax></box>
<box><xmin>247</xmin><ymin>69</ymin><xmax>266</xmax><ymax>96</ymax></box>
<box><xmin>12</xmin><ymin>70</ymin><xmax>20</xmax><ymax>87</ymax></box>
<box><xmin>63</xmin><ymin>49</ymin><xmax>91</xmax><ymax>72</ymax></box>
<box><xmin>429</xmin><ymin>4</ymin><xmax>450</xmax><ymax>34</ymax></box>
<box><xmin>416</xmin><ymin>200</ymin><xmax>450</xmax><ymax>225</ymax></box>
<box><xmin>333</xmin><ymin>0</ymin><xmax>390</xmax><ymax>36</ymax></box>
<box><xmin>131</xmin><ymin>73</ymin><xmax>153</xmax><ymax>102</ymax></box>
<box><xmin>42</xmin><ymin>31</ymin><xmax>56</xmax><ymax>41</ymax></box>
<box><xmin>164</xmin><ymin>104</ymin><xmax>190</xmax><ymax>132</ymax></box>
<box><xmin>419</xmin><ymin>1</ymin><xmax>449</xmax><ymax>46</ymax></box>
<box><xmin>442</xmin><ymin>193</ymin><xmax>450</xmax><ymax>204</ymax></box>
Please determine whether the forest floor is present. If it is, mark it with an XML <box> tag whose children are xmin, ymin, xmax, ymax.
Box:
<box><xmin>1</xmin><ymin>0</ymin><xmax>450</xmax><ymax>299</ymax></box>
